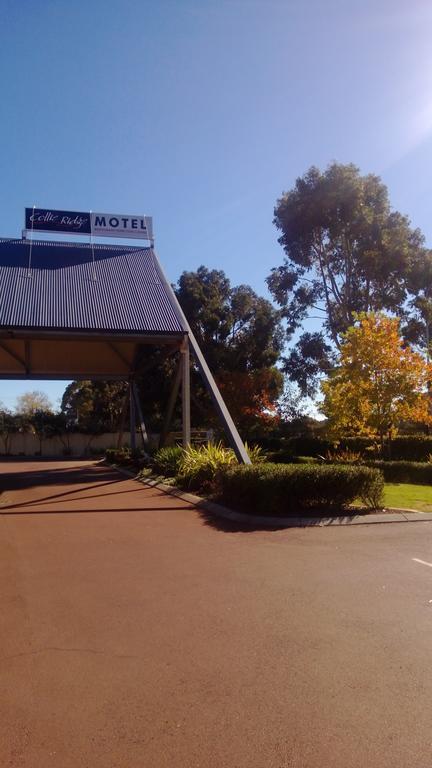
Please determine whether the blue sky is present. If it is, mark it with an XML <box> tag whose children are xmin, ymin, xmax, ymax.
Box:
<box><xmin>2</xmin><ymin>0</ymin><xmax>432</xmax><ymax>410</ymax></box>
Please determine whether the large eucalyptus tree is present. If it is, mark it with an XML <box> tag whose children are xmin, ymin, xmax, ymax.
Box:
<box><xmin>268</xmin><ymin>162</ymin><xmax>427</xmax><ymax>394</ymax></box>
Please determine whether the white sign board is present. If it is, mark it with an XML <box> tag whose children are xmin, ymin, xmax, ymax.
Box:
<box><xmin>91</xmin><ymin>213</ymin><xmax>153</xmax><ymax>240</ymax></box>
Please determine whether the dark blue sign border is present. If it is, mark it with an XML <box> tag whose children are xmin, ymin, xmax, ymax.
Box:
<box><xmin>25</xmin><ymin>208</ymin><xmax>91</xmax><ymax>235</ymax></box>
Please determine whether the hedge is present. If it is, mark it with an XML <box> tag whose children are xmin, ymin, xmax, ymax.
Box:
<box><xmin>105</xmin><ymin>447</ymin><xmax>147</xmax><ymax>468</ymax></box>
<box><xmin>344</xmin><ymin>436</ymin><xmax>432</xmax><ymax>461</ymax></box>
<box><xmin>262</xmin><ymin>435</ymin><xmax>432</xmax><ymax>462</ymax></box>
<box><xmin>105</xmin><ymin>447</ymin><xmax>132</xmax><ymax>465</ymax></box>
<box><xmin>266</xmin><ymin>450</ymin><xmax>319</xmax><ymax>464</ymax></box>
<box><xmin>217</xmin><ymin>463</ymin><xmax>384</xmax><ymax>516</ymax></box>
<box><xmin>365</xmin><ymin>460</ymin><xmax>432</xmax><ymax>485</ymax></box>
<box><xmin>378</xmin><ymin>437</ymin><xmax>432</xmax><ymax>462</ymax></box>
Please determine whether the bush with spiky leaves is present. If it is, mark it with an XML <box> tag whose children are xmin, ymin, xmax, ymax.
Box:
<box><xmin>176</xmin><ymin>442</ymin><xmax>236</xmax><ymax>490</ymax></box>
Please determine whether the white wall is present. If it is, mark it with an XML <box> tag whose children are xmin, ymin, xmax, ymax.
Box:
<box><xmin>0</xmin><ymin>432</ymin><xmax>141</xmax><ymax>457</ymax></box>
<box><xmin>0</xmin><ymin>429</ymin><xmax>212</xmax><ymax>456</ymax></box>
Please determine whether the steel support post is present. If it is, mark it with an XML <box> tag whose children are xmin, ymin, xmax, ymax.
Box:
<box><xmin>181</xmin><ymin>337</ymin><xmax>191</xmax><ymax>448</ymax></box>
<box><xmin>117</xmin><ymin>392</ymin><xmax>128</xmax><ymax>449</ymax></box>
<box><xmin>132</xmin><ymin>381</ymin><xmax>149</xmax><ymax>449</ymax></box>
<box><xmin>129</xmin><ymin>381</ymin><xmax>137</xmax><ymax>451</ymax></box>
<box><xmin>159</xmin><ymin>354</ymin><xmax>183</xmax><ymax>448</ymax></box>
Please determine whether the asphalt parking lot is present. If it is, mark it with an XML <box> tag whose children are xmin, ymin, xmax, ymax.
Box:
<box><xmin>1</xmin><ymin>460</ymin><xmax>432</xmax><ymax>767</ymax></box>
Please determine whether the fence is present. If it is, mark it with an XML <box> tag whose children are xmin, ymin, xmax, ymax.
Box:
<box><xmin>0</xmin><ymin>429</ymin><xmax>215</xmax><ymax>457</ymax></box>
<box><xmin>0</xmin><ymin>432</ymin><xmax>136</xmax><ymax>457</ymax></box>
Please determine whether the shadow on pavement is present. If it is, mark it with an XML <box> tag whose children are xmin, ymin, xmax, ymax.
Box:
<box><xmin>197</xmin><ymin>509</ymin><xmax>291</xmax><ymax>532</ymax></box>
<box><xmin>197</xmin><ymin>508</ymin><xmax>364</xmax><ymax>533</ymax></box>
<box><xmin>0</xmin><ymin>478</ymin><xmax>129</xmax><ymax>510</ymax></box>
<box><xmin>0</xmin><ymin>505</ymin><xmax>191</xmax><ymax>516</ymax></box>
<box><xmin>0</xmin><ymin>463</ymin><xmax>119</xmax><ymax>492</ymax></box>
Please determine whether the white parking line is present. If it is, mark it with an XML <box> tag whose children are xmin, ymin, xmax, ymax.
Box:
<box><xmin>412</xmin><ymin>558</ymin><xmax>432</xmax><ymax>568</ymax></box>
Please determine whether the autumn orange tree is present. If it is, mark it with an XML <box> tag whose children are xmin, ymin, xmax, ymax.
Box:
<box><xmin>216</xmin><ymin>368</ymin><xmax>283</xmax><ymax>436</ymax></box>
<box><xmin>321</xmin><ymin>313</ymin><xmax>432</xmax><ymax>452</ymax></box>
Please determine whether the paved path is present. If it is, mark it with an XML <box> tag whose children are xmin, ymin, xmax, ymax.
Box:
<box><xmin>1</xmin><ymin>460</ymin><xmax>432</xmax><ymax>767</ymax></box>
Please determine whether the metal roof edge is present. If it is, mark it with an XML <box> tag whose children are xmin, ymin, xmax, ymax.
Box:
<box><xmin>150</xmin><ymin>248</ymin><xmax>189</xmax><ymax>333</ymax></box>
<box><xmin>0</xmin><ymin>237</ymin><xmax>148</xmax><ymax>252</ymax></box>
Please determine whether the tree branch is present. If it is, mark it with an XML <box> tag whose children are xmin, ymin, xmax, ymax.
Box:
<box><xmin>313</xmin><ymin>240</ymin><xmax>340</xmax><ymax>348</ymax></box>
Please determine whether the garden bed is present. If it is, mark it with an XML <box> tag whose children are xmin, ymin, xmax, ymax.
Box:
<box><xmin>106</xmin><ymin>456</ymin><xmax>432</xmax><ymax>524</ymax></box>
<box><xmin>106</xmin><ymin>449</ymin><xmax>384</xmax><ymax>518</ymax></box>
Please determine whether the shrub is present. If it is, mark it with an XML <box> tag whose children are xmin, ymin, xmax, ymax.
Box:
<box><xmin>105</xmin><ymin>447</ymin><xmax>131</xmax><ymax>465</ymax></box>
<box><xmin>176</xmin><ymin>442</ymin><xmax>236</xmax><ymax>490</ymax></box>
<box><xmin>105</xmin><ymin>447</ymin><xmax>147</xmax><ymax>467</ymax></box>
<box><xmin>360</xmin><ymin>472</ymin><xmax>386</xmax><ymax>508</ymax></box>
<box><xmin>217</xmin><ymin>463</ymin><xmax>384</xmax><ymax>516</ymax></box>
<box><xmin>175</xmin><ymin>441</ymin><xmax>267</xmax><ymax>490</ymax></box>
<box><xmin>244</xmin><ymin>442</ymin><xmax>266</xmax><ymax>464</ymax></box>
<box><xmin>152</xmin><ymin>446</ymin><xmax>183</xmax><ymax>477</ymax></box>
<box><xmin>324</xmin><ymin>449</ymin><xmax>362</xmax><ymax>464</ymax></box>
<box><xmin>365</xmin><ymin>460</ymin><xmax>432</xmax><ymax>485</ymax></box>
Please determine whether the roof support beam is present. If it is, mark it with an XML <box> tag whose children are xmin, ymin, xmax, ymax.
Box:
<box><xmin>117</xmin><ymin>393</ymin><xmax>129</xmax><ymax>449</ymax></box>
<box><xmin>24</xmin><ymin>341</ymin><xmax>31</xmax><ymax>375</ymax></box>
<box><xmin>0</xmin><ymin>373</ymin><xmax>132</xmax><ymax>381</ymax></box>
<box><xmin>159</xmin><ymin>355</ymin><xmax>182</xmax><ymax>449</ymax></box>
<box><xmin>1</xmin><ymin>330</ymin><xmax>184</xmax><ymax>344</ymax></box>
<box><xmin>0</xmin><ymin>340</ymin><xmax>26</xmax><ymax>371</ymax></box>
<box><xmin>132</xmin><ymin>381</ymin><xmax>149</xmax><ymax>449</ymax></box>
<box><xmin>133</xmin><ymin>343</ymin><xmax>179</xmax><ymax>376</ymax></box>
<box><xmin>129</xmin><ymin>382</ymin><xmax>137</xmax><ymax>452</ymax></box>
<box><xmin>107</xmin><ymin>342</ymin><xmax>130</xmax><ymax>371</ymax></box>
<box><xmin>181</xmin><ymin>337</ymin><xmax>191</xmax><ymax>448</ymax></box>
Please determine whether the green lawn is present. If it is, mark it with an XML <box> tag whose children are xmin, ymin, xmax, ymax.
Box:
<box><xmin>383</xmin><ymin>483</ymin><xmax>432</xmax><ymax>512</ymax></box>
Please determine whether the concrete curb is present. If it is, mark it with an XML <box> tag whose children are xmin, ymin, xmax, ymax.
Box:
<box><xmin>109</xmin><ymin>463</ymin><xmax>432</xmax><ymax>528</ymax></box>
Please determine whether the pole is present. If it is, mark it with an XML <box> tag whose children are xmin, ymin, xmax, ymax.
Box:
<box><xmin>117</xmin><ymin>392</ymin><xmax>128</xmax><ymax>449</ymax></box>
<box><xmin>181</xmin><ymin>336</ymin><xmax>191</xmax><ymax>448</ymax></box>
<box><xmin>132</xmin><ymin>381</ymin><xmax>149</xmax><ymax>448</ymax></box>
<box><xmin>159</xmin><ymin>353</ymin><xmax>183</xmax><ymax>448</ymax></box>
<box><xmin>129</xmin><ymin>381</ymin><xmax>137</xmax><ymax>451</ymax></box>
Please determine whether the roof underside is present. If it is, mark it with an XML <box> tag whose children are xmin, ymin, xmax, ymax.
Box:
<box><xmin>0</xmin><ymin>239</ymin><xmax>185</xmax><ymax>378</ymax></box>
<box><xmin>0</xmin><ymin>239</ymin><xmax>184</xmax><ymax>335</ymax></box>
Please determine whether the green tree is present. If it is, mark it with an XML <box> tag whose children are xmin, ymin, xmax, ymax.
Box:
<box><xmin>31</xmin><ymin>410</ymin><xmax>63</xmax><ymax>454</ymax></box>
<box><xmin>174</xmin><ymin>267</ymin><xmax>284</xmax><ymax>434</ymax></box>
<box><xmin>268</xmin><ymin>163</ymin><xmax>426</xmax><ymax>394</ymax></box>
<box><xmin>61</xmin><ymin>381</ymin><xmax>128</xmax><ymax>433</ymax></box>
<box><xmin>403</xmin><ymin>250</ymin><xmax>432</xmax><ymax>358</ymax></box>
<box><xmin>0</xmin><ymin>404</ymin><xmax>21</xmax><ymax>455</ymax></box>
<box><xmin>16</xmin><ymin>390</ymin><xmax>53</xmax><ymax>416</ymax></box>
<box><xmin>176</xmin><ymin>267</ymin><xmax>283</xmax><ymax>371</ymax></box>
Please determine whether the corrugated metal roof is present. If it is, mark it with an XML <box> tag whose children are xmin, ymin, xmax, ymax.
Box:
<box><xmin>0</xmin><ymin>239</ymin><xmax>185</xmax><ymax>335</ymax></box>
